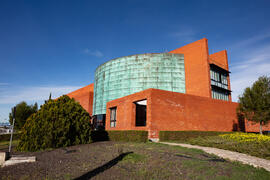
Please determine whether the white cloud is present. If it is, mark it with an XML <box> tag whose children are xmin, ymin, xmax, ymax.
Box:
<box><xmin>0</xmin><ymin>85</ymin><xmax>81</xmax><ymax>104</ymax></box>
<box><xmin>83</xmin><ymin>48</ymin><xmax>103</xmax><ymax>57</ymax></box>
<box><xmin>230</xmin><ymin>43</ymin><xmax>270</xmax><ymax>102</ymax></box>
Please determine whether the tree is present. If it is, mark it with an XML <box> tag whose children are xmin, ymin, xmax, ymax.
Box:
<box><xmin>17</xmin><ymin>95</ymin><xmax>92</xmax><ymax>151</ymax></box>
<box><xmin>44</xmin><ymin>92</ymin><xmax>52</xmax><ymax>104</ymax></box>
<box><xmin>238</xmin><ymin>76</ymin><xmax>270</xmax><ymax>134</ymax></box>
<box><xmin>9</xmin><ymin>102</ymin><xmax>38</xmax><ymax>130</ymax></box>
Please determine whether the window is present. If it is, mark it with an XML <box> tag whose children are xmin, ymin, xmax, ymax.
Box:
<box><xmin>211</xmin><ymin>89</ymin><xmax>229</xmax><ymax>101</ymax></box>
<box><xmin>134</xmin><ymin>100</ymin><xmax>147</xmax><ymax>126</ymax></box>
<box><xmin>221</xmin><ymin>74</ymin><xmax>228</xmax><ymax>85</ymax></box>
<box><xmin>110</xmin><ymin>107</ymin><xmax>117</xmax><ymax>127</ymax></box>
<box><xmin>210</xmin><ymin>69</ymin><xmax>222</xmax><ymax>82</ymax></box>
<box><xmin>93</xmin><ymin>114</ymin><xmax>106</xmax><ymax>130</ymax></box>
<box><xmin>210</xmin><ymin>66</ymin><xmax>230</xmax><ymax>100</ymax></box>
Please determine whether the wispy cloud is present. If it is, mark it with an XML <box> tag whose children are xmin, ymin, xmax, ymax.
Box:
<box><xmin>0</xmin><ymin>85</ymin><xmax>81</xmax><ymax>104</ymax></box>
<box><xmin>0</xmin><ymin>85</ymin><xmax>82</xmax><ymax>122</ymax></box>
<box><xmin>83</xmin><ymin>48</ymin><xmax>103</xmax><ymax>57</ymax></box>
<box><xmin>169</xmin><ymin>27</ymin><xmax>197</xmax><ymax>43</ymax></box>
<box><xmin>230</xmin><ymin>32</ymin><xmax>270</xmax><ymax>50</ymax></box>
<box><xmin>0</xmin><ymin>83</ymin><xmax>9</xmax><ymax>86</ymax></box>
<box><xmin>230</xmin><ymin>37</ymin><xmax>270</xmax><ymax>102</ymax></box>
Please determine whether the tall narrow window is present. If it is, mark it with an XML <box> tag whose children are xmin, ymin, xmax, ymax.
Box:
<box><xmin>134</xmin><ymin>100</ymin><xmax>147</xmax><ymax>126</ymax></box>
<box><xmin>110</xmin><ymin>107</ymin><xmax>117</xmax><ymax>127</ymax></box>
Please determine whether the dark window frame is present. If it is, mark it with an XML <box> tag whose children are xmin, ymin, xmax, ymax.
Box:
<box><xmin>110</xmin><ymin>107</ymin><xmax>117</xmax><ymax>127</ymax></box>
<box><xmin>93</xmin><ymin>114</ymin><xmax>106</xmax><ymax>130</ymax></box>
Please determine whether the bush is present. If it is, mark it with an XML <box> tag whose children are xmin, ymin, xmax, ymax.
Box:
<box><xmin>17</xmin><ymin>95</ymin><xmax>92</xmax><ymax>151</ymax></box>
<box><xmin>90</xmin><ymin>130</ymin><xmax>109</xmax><ymax>142</ymax></box>
<box><xmin>159</xmin><ymin>131</ymin><xmax>231</xmax><ymax>142</ymax></box>
<box><xmin>108</xmin><ymin>130</ymin><xmax>148</xmax><ymax>142</ymax></box>
<box><xmin>0</xmin><ymin>133</ymin><xmax>20</xmax><ymax>142</ymax></box>
<box><xmin>90</xmin><ymin>130</ymin><xmax>148</xmax><ymax>142</ymax></box>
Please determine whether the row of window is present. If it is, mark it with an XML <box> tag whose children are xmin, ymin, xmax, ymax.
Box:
<box><xmin>211</xmin><ymin>90</ymin><xmax>229</xmax><ymax>101</ymax></box>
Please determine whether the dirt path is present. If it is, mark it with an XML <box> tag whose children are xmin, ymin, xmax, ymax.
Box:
<box><xmin>160</xmin><ymin>142</ymin><xmax>270</xmax><ymax>172</ymax></box>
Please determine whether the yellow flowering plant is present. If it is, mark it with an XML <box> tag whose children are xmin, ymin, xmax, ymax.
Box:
<box><xmin>219</xmin><ymin>132</ymin><xmax>270</xmax><ymax>143</ymax></box>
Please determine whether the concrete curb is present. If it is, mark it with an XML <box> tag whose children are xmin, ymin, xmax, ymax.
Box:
<box><xmin>1</xmin><ymin>155</ymin><xmax>36</xmax><ymax>167</ymax></box>
<box><xmin>0</xmin><ymin>152</ymin><xmax>9</xmax><ymax>166</ymax></box>
<box><xmin>159</xmin><ymin>142</ymin><xmax>270</xmax><ymax>172</ymax></box>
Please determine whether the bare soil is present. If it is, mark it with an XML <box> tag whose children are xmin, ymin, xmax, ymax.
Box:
<box><xmin>0</xmin><ymin>141</ymin><xmax>269</xmax><ymax>180</ymax></box>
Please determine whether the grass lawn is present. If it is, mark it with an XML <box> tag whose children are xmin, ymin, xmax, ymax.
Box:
<box><xmin>163</xmin><ymin>133</ymin><xmax>270</xmax><ymax>160</ymax></box>
<box><xmin>0</xmin><ymin>141</ymin><xmax>269</xmax><ymax>179</ymax></box>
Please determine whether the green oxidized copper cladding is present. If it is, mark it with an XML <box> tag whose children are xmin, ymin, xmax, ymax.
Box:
<box><xmin>93</xmin><ymin>53</ymin><xmax>185</xmax><ymax>115</ymax></box>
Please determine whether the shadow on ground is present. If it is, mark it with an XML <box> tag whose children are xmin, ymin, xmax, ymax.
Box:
<box><xmin>74</xmin><ymin>152</ymin><xmax>133</xmax><ymax>180</ymax></box>
<box><xmin>175</xmin><ymin>153</ymin><xmax>226</xmax><ymax>162</ymax></box>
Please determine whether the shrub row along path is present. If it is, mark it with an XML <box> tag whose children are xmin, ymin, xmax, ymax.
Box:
<box><xmin>160</xmin><ymin>142</ymin><xmax>270</xmax><ymax>172</ymax></box>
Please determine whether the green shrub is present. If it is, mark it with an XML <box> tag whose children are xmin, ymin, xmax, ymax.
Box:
<box><xmin>0</xmin><ymin>133</ymin><xmax>20</xmax><ymax>142</ymax></box>
<box><xmin>90</xmin><ymin>130</ymin><xmax>148</xmax><ymax>142</ymax></box>
<box><xmin>90</xmin><ymin>130</ymin><xmax>109</xmax><ymax>142</ymax></box>
<box><xmin>17</xmin><ymin>95</ymin><xmax>92</xmax><ymax>151</ymax></box>
<box><xmin>108</xmin><ymin>130</ymin><xmax>148</xmax><ymax>142</ymax></box>
<box><xmin>159</xmin><ymin>131</ymin><xmax>231</xmax><ymax>142</ymax></box>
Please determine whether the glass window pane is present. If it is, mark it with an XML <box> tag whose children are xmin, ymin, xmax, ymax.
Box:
<box><xmin>110</xmin><ymin>108</ymin><xmax>117</xmax><ymax>127</ymax></box>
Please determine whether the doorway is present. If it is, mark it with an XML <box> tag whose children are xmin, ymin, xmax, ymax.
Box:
<box><xmin>134</xmin><ymin>99</ymin><xmax>147</xmax><ymax>126</ymax></box>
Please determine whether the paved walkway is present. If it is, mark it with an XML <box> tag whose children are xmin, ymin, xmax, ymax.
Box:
<box><xmin>160</xmin><ymin>142</ymin><xmax>270</xmax><ymax>172</ymax></box>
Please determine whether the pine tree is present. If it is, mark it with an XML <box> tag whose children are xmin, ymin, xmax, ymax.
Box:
<box><xmin>238</xmin><ymin>76</ymin><xmax>270</xmax><ymax>134</ymax></box>
<box><xmin>9</xmin><ymin>102</ymin><xmax>38</xmax><ymax>130</ymax></box>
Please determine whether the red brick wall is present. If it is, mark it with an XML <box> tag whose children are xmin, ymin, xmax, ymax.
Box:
<box><xmin>106</xmin><ymin>88</ymin><xmax>241</xmax><ymax>138</ymax></box>
<box><xmin>209</xmin><ymin>50</ymin><xmax>229</xmax><ymax>71</ymax></box>
<box><xmin>67</xmin><ymin>83</ymin><xmax>94</xmax><ymax>116</ymax></box>
<box><xmin>169</xmin><ymin>38</ymin><xmax>212</xmax><ymax>98</ymax></box>
<box><xmin>245</xmin><ymin>120</ymin><xmax>270</xmax><ymax>132</ymax></box>
<box><xmin>105</xmin><ymin>89</ymin><xmax>152</xmax><ymax>132</ymax></box>
<box><xmin>150</xmin><ymin>89</ymin><xmax>238</xmax><ymax>138</ymax></box>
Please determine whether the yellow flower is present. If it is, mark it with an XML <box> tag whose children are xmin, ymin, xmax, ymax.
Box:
<box><xmin>219</xmin><ymin>133</ymin><xmax>270</xmax><ymax>143</ymax></box>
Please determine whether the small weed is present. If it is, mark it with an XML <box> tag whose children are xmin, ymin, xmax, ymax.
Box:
<box><xmin>63</xmin><ymin>174</ymin><xmax>72</xmax><ymax>180</ymax></box>
<box><xmin>18</xmin><ymin>174</ymin><xmax>30</xmax><ymax>180</ymax></box>
<box><xmin>121</xmin><ymin>153</ymin><xmax>146</xmax><ymax>163</ymax></box>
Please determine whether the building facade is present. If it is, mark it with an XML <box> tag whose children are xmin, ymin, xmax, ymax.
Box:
<box><xmin>67</xmin><ymin>38</ymin><xmax>270</xmax><ymax>139</ymax></box>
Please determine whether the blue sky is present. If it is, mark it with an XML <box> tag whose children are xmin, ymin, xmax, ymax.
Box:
<box><xmin>1</xmin><ymin>0</ymin><xmax>270</xmax><ymax>122</ymax></box>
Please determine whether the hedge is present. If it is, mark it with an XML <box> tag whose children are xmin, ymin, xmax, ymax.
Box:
<box><xmin>159</xmin><ymin>131</ymin><xmax>231</xmax><ymax>142</ymax></box>
<box><xmin>0</xmin><ymin>133</ymin><xmax>20</xmax><ymax>142</ymax></box>
<box><xmin>91</xmin><ymin>130</ymin><xmax>148</xmax><ymax>142</ymax></box>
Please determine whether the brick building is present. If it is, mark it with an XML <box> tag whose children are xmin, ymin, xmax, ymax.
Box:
<box><xmin>67</xmin><ymin>38</ymin><xmax>269</xmax><ymax>140</ymax></box>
